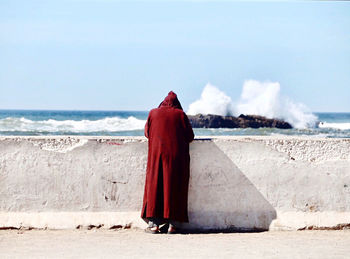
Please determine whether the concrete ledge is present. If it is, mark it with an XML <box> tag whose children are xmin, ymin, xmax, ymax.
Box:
<box><xmin>1</xmin><ymin>136</ymin><xmax>349</xmax><ymax>231</ymax></box>
<box><xmin>0</xmin><ymin>212</ymin><xmax>144</xmax><ymax>230</ymax></box>
<box><xmin>1</xmin><ymin>211</ymin><xmax>350</xmax><ymax>231</ymax></box>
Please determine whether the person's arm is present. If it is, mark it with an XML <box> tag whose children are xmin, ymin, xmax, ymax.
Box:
<box><xmin>183</xmin><ymin>112</ymin><xmax>194</xmax><ymax>143</ymax></box>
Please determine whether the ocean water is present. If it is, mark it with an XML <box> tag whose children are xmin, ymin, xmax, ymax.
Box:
<box><xmin>0</xmin><ymin>109</ymin><xmax>349</xmax><ymax>138</ymax></box>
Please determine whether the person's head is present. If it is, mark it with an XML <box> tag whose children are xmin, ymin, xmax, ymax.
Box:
<box><xmin>158</xmin><ymin>91</ymin><xmax>183</xmax><ymax>110</ymax></box>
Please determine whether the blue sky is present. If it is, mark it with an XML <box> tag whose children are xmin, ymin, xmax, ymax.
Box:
<box><xmin>0</xmin><ymin>0</ymin><xmax>349</xmax><ymax>112</ymax></box>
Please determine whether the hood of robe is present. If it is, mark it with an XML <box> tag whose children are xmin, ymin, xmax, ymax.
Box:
<box><xmin>158</xmin><ymin>91</ymin><xmax>183</xmax><ymax>110</ymax></box>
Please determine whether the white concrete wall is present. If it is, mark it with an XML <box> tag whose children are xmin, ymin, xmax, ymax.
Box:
<box><xmin>0</xmin><ymin>136</ymin><xmax>349</xmax><ymax>231</ymax></box>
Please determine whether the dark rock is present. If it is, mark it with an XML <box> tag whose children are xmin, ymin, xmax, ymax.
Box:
<box><xmin>187</xmin><ymin>114</ymin><xmax>292</xmax><ymax>129</ymax></box>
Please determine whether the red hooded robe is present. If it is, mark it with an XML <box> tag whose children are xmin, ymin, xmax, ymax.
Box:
<box><xmin>141</xmin><ymin>91</ymin><xmax>194</xmax><ymax>223</ymax></box>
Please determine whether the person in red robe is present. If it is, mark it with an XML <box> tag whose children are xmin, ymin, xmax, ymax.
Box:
<box><xmin>141</xmin><ymin>91</ymin><xmax>194</xmax><ymax>234</ymax></box>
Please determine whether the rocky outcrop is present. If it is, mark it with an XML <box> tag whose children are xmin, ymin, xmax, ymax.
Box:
<box><xmin>188</xmin><ymin>114</ymin><xmax>292</xmax><ymax>129</ymax></box>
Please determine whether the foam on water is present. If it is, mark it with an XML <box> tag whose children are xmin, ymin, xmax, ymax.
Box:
<box><xmin>187</xmin><ymin>80</ymin><xmax>318</xmax><ymax>129</ymax></box>
<box><xmin>318</xmin><ymin>122</ymin><xmax>350</xmax><ymax>130</ymax></box>
<box><xmin>0</xmin><ymin>116</ymin><xmax>146</xmax><ymax>133</ymax></box>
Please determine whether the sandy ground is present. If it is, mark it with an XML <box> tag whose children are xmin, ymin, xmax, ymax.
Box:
<box><xmin>1</xmin><ymin>229</ymin><xmax>350</xmax><ymax>259</ymax></box>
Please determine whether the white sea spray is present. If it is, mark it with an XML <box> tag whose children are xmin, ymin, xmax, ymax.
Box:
<box><xmin>187</xmin><ymin>80</ymin><xmax>318</xmax><ymax>129</ymax></box>
<box><xmin>187</xmin><ymin>83</ymin><xmax>235</xmax><ymax>116</ymax></box>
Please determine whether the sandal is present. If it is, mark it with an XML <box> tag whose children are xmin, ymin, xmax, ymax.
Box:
<box><xmin>145</xmin><ymin>226</ymin><xmax>160</xmax><ymax>234</ymax></box>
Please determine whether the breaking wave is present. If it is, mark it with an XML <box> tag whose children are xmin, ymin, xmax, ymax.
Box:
<box><xmin>0</xmin><ymin>116</ymin><xmax>146</xmax><ymax>133</ymax></box>
<box><xmin>318</xmin><ymin>122</ymin><xmax>350</xmax><ymax>130</ymax></box>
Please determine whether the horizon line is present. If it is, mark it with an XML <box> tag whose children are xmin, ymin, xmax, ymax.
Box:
<box><xmin>0</xmin><ymin>108</ymin><xmax>349</xmax><ymax>113</ymax></box>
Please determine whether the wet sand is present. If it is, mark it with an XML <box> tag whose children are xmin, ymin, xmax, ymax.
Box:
<box><xmin>1</xmin><ymin>229</ymin><xmax>350</xmax><ymax>258</ymax></box>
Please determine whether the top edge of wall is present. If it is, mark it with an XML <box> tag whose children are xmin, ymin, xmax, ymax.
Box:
<box><xmin>0</xmin><ymin>135</ymin><xmax>349</xmax><ymax>142</ymax></box>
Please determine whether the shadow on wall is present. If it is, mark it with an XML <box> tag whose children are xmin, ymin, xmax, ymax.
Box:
<box><xmin>181</xmin><ymin>140</ymin><xmax>277</xmax><ymax>231</ymax></box>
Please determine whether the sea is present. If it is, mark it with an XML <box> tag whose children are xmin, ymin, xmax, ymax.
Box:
<box><xmin>0</xmin><ymin>109</ymin><xmax>349</xmax><ymax>138</ymax></box>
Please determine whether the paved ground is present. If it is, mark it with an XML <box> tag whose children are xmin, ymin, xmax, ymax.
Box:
<box><xmin>1</xmin><ymin>229</ymin><xmax>350</xmax><ymax>258</ymax></box>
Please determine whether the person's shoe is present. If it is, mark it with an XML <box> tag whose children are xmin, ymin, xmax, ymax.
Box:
<box><xmin>167</xmin><ymin>224</ymin><xmax>177</xmax><ymax>234</ymax></box>
<box><xmin>158</xmin><ymin>223</ymin><xmax>169</xmax><ymax>233</ymax></box>
<box><xmin>145</xmin><ymin>226</ymin><xmax>160</xmax><ymax>234</ymax></box>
